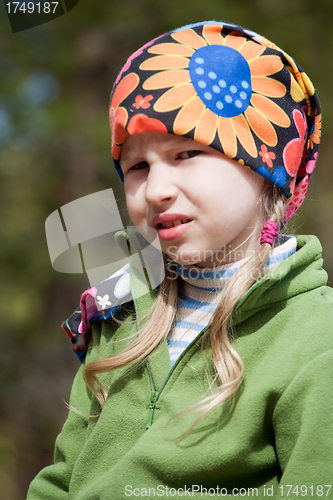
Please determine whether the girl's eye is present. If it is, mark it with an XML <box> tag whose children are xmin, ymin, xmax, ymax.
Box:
<box><xmin>178</xmin><ymin>150</ymin><xmax>202</xmax><ymax>160</ymax></box>
<box><xmin>129</xmin><ymin>161</ymin><xmax>149</xmax><ymax>171</ymax></box>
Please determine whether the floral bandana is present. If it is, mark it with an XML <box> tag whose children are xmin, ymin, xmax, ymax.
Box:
<box><xmin>109</xmin><ymin>21</ymin><xmax>321</xmax><ymax>219</ymax></box>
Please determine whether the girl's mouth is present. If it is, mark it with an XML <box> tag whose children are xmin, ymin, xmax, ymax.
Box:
<box><xmin>156</xmin><ymin>219</ymin><xmax>192</xmax><ymax>241</ymax></box>
<box><xmin>158</xmin><ymin>218</ymin><xmax>191</xmax><ymax>229</ymax></box>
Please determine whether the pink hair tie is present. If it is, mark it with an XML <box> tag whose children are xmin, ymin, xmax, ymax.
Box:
<box><xmin>260</xmin><ymin>220</ymin><xmax>279</xmax><ymax>246</ymax></box>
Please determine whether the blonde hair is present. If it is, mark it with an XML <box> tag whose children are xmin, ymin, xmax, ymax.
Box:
<box><xmin>83</xmin><ymin>183</ymin><xmax>287</xmax><ymax>433</ymax></box>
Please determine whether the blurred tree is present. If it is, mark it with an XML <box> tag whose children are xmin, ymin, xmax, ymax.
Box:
<box><xmin>0</xmin><ymin>0</ymin><xmax>332</xmax><ymax>498</ymax></box>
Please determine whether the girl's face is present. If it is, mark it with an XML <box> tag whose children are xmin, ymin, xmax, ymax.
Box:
<box><xmin>120</xmin><ymin>132</ymin><xmax>265</xmax><ymax>268</ymax></box>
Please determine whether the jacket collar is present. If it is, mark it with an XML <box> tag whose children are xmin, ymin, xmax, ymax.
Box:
<box><xmin>62</xmin><ymin>233</ymin><xmax>326</xmax><ymax>361</ymax></box>
<box><xmin>232</xmin><ymin>235</ymin><xmax>327</xmax><ymax>326</ymax></box>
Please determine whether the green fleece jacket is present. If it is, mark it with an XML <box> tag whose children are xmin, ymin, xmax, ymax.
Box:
<box><xmin>27</xmin><ymin>235</ymin><xmax>333</xmax><ymax>499</ymax></box>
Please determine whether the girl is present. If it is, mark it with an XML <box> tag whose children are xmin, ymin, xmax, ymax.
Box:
<box><xmin>28</xmin><ymin>21</ymin><xmax>333</xmax><ymax>499</ymax></box>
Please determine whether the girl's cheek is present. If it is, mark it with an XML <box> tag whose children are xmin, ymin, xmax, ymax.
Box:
<box><xmin>126</xmin><ymin>198</ymin><xmax>142</xmax><ymax>224</ymax></box>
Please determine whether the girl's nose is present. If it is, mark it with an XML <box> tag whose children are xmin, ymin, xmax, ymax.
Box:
<box><xmin>145</xmin><ymin>163</ymin><xmax>178</xmax><ymax>206</ymax></box>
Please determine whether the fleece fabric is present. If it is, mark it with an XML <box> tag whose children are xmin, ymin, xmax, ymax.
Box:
<box><xmin>27</xmin><ymin>235</ymin><xmax>333</xmax><ymax>499</ymax></box>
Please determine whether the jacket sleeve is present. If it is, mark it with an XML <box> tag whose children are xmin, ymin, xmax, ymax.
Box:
<box><xmin>26</xmin><ymin>359</ymin><xmax>94</xmax><ymax>499</ymax></box>
<box><xmin>273</xmin><ymin>349</ymin><xmax>333</xmax><ymax>498</ymax></box>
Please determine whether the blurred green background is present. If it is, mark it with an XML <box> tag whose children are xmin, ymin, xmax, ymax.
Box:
<box><xmin>0</xmin><ymin>0</ymin><xmax>332</xmax><ymax>498</ymax></box>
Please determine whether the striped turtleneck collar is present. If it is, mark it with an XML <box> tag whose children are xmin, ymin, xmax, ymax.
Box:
<box><xmin>167</xmin><ymin>236</ymin><xmax>297</xmax><ymax>366</ymax></box>
<box><xmin>174</xmin><ymin>235</ymin><xmax>297</xmax><ymax>293</ymax></box>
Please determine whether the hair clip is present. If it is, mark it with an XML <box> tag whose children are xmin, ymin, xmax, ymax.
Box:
<box><xmin>260</xmin><ymin>220</ymin><xmax>279</xmax><ymax>246</ymax></box>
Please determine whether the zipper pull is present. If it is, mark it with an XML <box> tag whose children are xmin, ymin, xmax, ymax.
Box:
<box><xmin>146</xmin><ymin>391</ymin><xmax>159</xmax><ymax>429</ymax></box>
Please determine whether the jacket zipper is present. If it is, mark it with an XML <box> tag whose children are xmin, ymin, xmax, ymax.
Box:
<box><xmin>146</xmin><ymin>388</ymin><xmax>159</xmax><ymax>429</ymax></box>
<box><xmin>144</xmin><ymin>275</ymin><xmax>271</xmax><ymax>429</ymax></box>
<box><xmin>145</xmin><ymin>331</ymin><xmax>205</xmax><ymax>429</ymax></box>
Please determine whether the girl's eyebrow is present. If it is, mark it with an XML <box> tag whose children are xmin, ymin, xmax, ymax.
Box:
<box><xmin>120</xmin><ymin>146</ymin><xmax>144</xmax><ymax>165</ymax></box>
<box><xmin>120</xmin><ymin>150</ymin><xmax>136</xmax><ymax>164</ymax></box>
<box><xmin>120</xmin><ymin>135</ymin><xmax>198</xmax><ymax>164</ymax></box>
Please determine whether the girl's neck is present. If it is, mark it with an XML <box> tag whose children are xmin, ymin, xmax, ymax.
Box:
<box><xmin>194</xmin><ymin>229</ymin><xmax>262</xmax><ymax>269</ymax></box>
<box><xmin>174</xmin><ymin>235</ymin><xmax>297</xmax><ymax>290</ymax></box>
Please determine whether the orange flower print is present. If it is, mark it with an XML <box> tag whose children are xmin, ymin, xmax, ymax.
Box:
<box><xmin>259</xmin><ymin>144</ymin><xmax>276</xmax><ymax>168</ymax></box>
<box><xmin>127</xmin><ymin>114</ymin><xmax>167</xmax><ymax>135</ymax></box>
<box><xmin>140</xmin><ymin>24</ymin><xmax>290</xmax><ymax>159</ymax></box>
<box><xmin>283</xmin><ymin>109</ymin><xmax>307</xmax><ymax>177</ymax></box>
<box><xmin>110</xmin><ymin>73</ymin><xmax>140</xmax><ymax>160</ymax></box>
<box><xmin>308</xmin><ymin>113</ymin><xmax>322</xmax><ymax>149</ymax></box>
<box><xmin>133</xmin><ymin>94</ymin><xmax>154</xmax><ymax>109</ymax></box>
